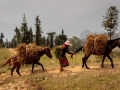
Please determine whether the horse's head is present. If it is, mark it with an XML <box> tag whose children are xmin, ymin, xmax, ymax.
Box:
<box><xmin>38</xmin><ymin>47</ymin><xmax>52</xmax><ymax>58</ymax></box>
<box><xmin>117</xmin><ymin>39</ymin><xmax>120</xmax><ymax>48</ymax></box>
<box><xmin>44</xmin><ymin>47</ymin><xmax>52</xmax><ymax>58</ymax></box>
<box><xmin>107</xmin><ymin>38</ymin><xmax>120</xmax><ymax>49</ymax></box>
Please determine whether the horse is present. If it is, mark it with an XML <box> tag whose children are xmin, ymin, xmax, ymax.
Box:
<box><xmin>0</xmin><ymin>47</ymin><xmax>52</xmax><ymax>76</ymax></box>
<box><xmin>74</xmin><ymin>38</ymin><xmax>120</xmax><ymax>69</ymax></box>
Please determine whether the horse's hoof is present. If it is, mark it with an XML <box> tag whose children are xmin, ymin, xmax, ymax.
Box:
<box><xmin>82</xmin><ymin>65</ymin><xmax>84</xmax><ymax>68</ymax></box>
<box><xmin>31</xmin><ymin>72</ymin><xmax>34</xmax><ymax>74</ymax></box>
<box><xmin>43</xmin><ymin>70</ymin><xmax>46</xmax><ymax>72</ymax></box>
<box><xmin>86</xmin><ymin>67</ymin><xmax>90</xmax><ymax>69</ymax></box>
<box><xmin>18</xmin><ymin>74</ymin><xmax>21</xmax><ymax>76</ymax></box>
<box><xmin>112</xmin><ymin>66</ymin><xmax>114</xmax><ymax>68</ymax></box>
<box><xmin>101</xmin><ymin>65</ymin><xmax>104</xmax><ymax>68</ymax></box>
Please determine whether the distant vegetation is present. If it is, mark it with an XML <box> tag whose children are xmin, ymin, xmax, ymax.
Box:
<box><xmin>0</xmin><ymin>13</ymin><xmax>82</xmax><ymax>50</ymax></box>
<box><xmin>0</xmin><ymin>6</ymin><xmax>119</xmax><ymax>50</ymax></box>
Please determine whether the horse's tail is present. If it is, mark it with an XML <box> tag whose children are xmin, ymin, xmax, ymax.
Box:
<box><xmin>0</xmin><ymin>58</ymin><xmax>11</xmax><ymax>68</ymax></box>
<box><xmin>75</xmin><ymin>46</ymin><xmax>83</xmax><ymax>53</ymax></box>
<box><xmin>0</xmin><ymin>55</ymin><xmax>17</xmax><ymax>68</ymax></box>
<box><xmin>71</xmin><ymin>46</ymin><xmax>83</xmax><ymax>58</ymax></box>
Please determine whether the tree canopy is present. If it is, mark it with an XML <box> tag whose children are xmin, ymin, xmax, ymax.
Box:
<box><xmin>102</xmin><ymin>6</ymin><xmax>119</xmax><ymax>40</ymax></box>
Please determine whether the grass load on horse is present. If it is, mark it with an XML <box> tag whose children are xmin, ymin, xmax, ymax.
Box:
<box><xmin>75</xmin><ymin>34</ymin><xmax>120</xmax><ymax>69</ymax></box>
<box><xmin>1</xmin><ymin>43</ymin><xmax>52</xmax><ymax>76</ymax></box>
<box><xmin>83</xmin><ymin>34</ymin><xmax>108</xmax><ymax>55</ymax></box>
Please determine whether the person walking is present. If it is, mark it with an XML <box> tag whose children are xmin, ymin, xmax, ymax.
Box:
<box><xmin>59</xmin><ymin>40</ymin><xmax>75</xmax><ymax>72</ymax></box>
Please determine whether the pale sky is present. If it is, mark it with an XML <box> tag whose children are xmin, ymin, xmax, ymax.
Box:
<box><xmin>0</xmin><ymin>0</ymin><xmax>120</xmax><ymax>41</ymax></box>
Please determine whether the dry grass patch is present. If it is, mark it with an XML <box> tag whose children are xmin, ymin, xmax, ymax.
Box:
<box><xmin>0</xmin><ymin>48</ymin><xmax>120</xmax><ymax>90</ymax></box>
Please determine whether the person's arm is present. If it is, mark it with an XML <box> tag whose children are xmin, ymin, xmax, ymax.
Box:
<box><xmin>65</xmin><ymin>47</ymin><xmax>75</xmax><ymax>54</ymax></box>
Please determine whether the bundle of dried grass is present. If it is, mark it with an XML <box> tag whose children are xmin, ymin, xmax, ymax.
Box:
<box><xmin>17</xmin><ymin>43</ymin><xmax>27</xmax><ymax>63</ymax></box>
<box><xmin>26</xmin><ymin>43</ymin><xmax>39</xmax><ymax>63</ymax></box>
<box><xmin>54</xmin><ymin>46</ymin><xmax>63</xmax><ymax>59</ymax></box>
<box><xmin>93</xmin><ymin>34</ymin><xmax>108</xmax><ymax>55</ymax></box>
<box><xmin>17</xmin><ymin>43</ymin><xmax>39</xmax><ymax>64</ymax></box>
<box><xmin>83</xmin><ymin>34</ymin><xmax>97</xmax><ymax>55</ymax></box>
<box><xmin>26</xmin><ymin>43</ymin><xmax>38</xmax><ymax>54</ymax></box>
<box><xmin>84</xmin><ymin>34</ymin><xmax>108</xmax><ymax>55</ymax></box>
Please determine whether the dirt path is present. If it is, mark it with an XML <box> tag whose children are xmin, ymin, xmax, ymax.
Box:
<box><xmin>9</xmin><ymin>48</ymin><xmax>17</xmax><ymax>55</ymax></box>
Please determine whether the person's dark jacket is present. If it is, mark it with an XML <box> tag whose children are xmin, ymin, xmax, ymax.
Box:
<box><xmin>61</xmin><ymin>46</ymin><xmax>73</xmax><ymax>57</ymax></box>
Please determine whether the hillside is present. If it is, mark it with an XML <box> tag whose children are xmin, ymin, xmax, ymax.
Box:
<box><xmin>0</xmin><ymin>48</ymin><xmax>120</xmax><ymax>90</ymax></box>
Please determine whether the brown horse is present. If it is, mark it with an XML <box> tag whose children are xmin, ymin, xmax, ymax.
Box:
<box><xmin>75</xmin><ymin>38</ymin><xmax>120</xmax><ymax>69</ymax></box>
<box><xmin>1</xmin><ymin>47</ymin><xmax>52</xmax><ymax>76</ymax></box>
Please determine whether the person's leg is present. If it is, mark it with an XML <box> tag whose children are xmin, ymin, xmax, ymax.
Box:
<box><xmin>59</xmin><ymin>58</ymin><xmax>64</xmax><ymax>72</ymax></box>
<box><xmin>60</xmin><ymin>66</ymin><xmax>64</xmax><ymax>72</ymax></box>
<box><xmin>59</xmin><ymin>56</ymin><xmax>69</xmax><ymax>72</ymax></box>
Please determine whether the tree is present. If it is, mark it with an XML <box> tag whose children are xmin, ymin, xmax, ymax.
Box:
<box><xmin>41</xmin><ymin>36</ymin><xmax>46</xmax><ymax>46</ymax></box>
<box><xmin>102</xmin><ymin>6</ymin><xmax>119</xmax><ymax>40</ymax></box>
<box><xmin>8</xmin><ymin>41</ymin><xmax>12</xmax><ymax>48</ymax></box>
<box><xmin>0</xmin><ymin>32</ymin><xmax>4</xmax><ymax>48</ymax></box>
<box><xmin>69</xmin><ymin>36</ymin><xmax>82</xmax><ymax>51</ymax></box>
<box><xmin>35</xmin><ymin>16</ymin><xmax>43</xmax><ymax>46</ymax></box>
<box><xmin>47</xmin><ymin>32</ymin><xmax>56</xmax><ymax>48</ymax></box>
<box><xmin>21</xmin><ymin>14</ymin><xmax>29</xmax><ymax>44</ymax></box>
<box><xmin>54</xmin><ymin>29</ymin><xmax>67</xmax><ymax>46</ymax></box>
<box><xmin>11</xmin><ymin>36</ymin><xmax>17</xmax><ymax>48</ymax></box>
<box><xmin>46</xmin><ymin>36</ymin><xmax>50</xmax><ymax>46</ymax></box>
<box><xmin>5</xmin><ymin>38</ymin><xmax>9</xmax><ymax>48</ymax></box>
<box><xmin>28</xmin><ymin>27</ymin><xmax>33</xmax><ymax>43</ymax></box>
<box><xmin>14</xmin><ymin>27</ymin><xmax>21</xmax><ymax>45</ymax></box>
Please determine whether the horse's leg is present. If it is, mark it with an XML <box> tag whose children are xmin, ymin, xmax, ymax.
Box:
<box><xmin>82</xmin><ymin>55</ymin><xmax>90</xmax><ymax>69</ymax></box>
<box><xmin>16</xmin><ymin>64</ymin><xmax>21</xmax><ymax>76</ymax></box>
<box><xmin>82</xmin><ymin>57</ymin><xmax>85</xmax><ymax>68</ymax></box>
<box><xmin>32</xmin><ymin>63</ymin><xmax>35</xmax><ymax>73</ymax></box>
<box><xmin>35</xmin><ymin>61</ymin><xmax>45</xmax><ymax>71</ymax></box>
<box><xmin>101</xmin><ymin>55</ymin><xmax>106</xmax><ymax>68</ymax></box>
<box><xmin>11</xmin><ymin>66</ymin><xmax>16</xmax><ymax>76</ymax></box>
<box><xmin>106</xmin><ymin>55</ymin><xmax>114</xmax><ymax>68</ymax></box>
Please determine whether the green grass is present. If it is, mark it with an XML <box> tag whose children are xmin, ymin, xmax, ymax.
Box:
<box><xmin>0</xmin><ymin>48</ymin><xmax>120</xmax><ymax>90</ymax></box>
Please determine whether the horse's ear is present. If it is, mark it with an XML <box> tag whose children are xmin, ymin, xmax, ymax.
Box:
<box><xmin>44</xmin><ymin>47</ymin><xmax>48</xmax><ymax>52</ymax></box>
<box><xmin>45</xmin><ymin>47</ymin><xmax>50</xmax><ymax>52</ymax></box>
<box><xmin>46</xmin><ymin>44</ymin><xmax>49</xmax><ymax>47</ymax></box>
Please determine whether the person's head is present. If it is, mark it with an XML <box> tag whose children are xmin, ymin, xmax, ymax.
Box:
<box><xmin>64</xmin><ymin>40</ymin><xmax>72</xmax><ymax>46</ymax></box>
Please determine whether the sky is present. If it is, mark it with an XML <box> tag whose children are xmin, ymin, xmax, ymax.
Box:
<box><xmin>0</xmin><ymin>0</ymin><xmax>120</xmax><ymax>41</ymax></box>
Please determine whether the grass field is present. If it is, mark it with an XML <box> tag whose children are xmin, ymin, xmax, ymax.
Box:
<box><xmin>0</xmin><ymin>48</ymin><xmax>120</xmax><ymax>90</ymax></box>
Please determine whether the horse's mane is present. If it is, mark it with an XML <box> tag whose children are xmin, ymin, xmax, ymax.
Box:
<box><xmin>38</xmin><ymin>47</ymin><xmax>50</xmax><ymax>51</ymax></box>
<box><xmin>107</xmin><ymin>38</ymin><xmax>120</xmax><ymax>45</ymax></box>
